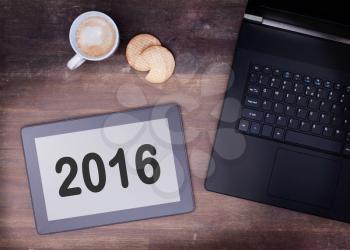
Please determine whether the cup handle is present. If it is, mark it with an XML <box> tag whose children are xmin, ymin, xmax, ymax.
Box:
<box><xmin>67</xmin><ymin>54</ymin><xmax>85</xmax><ymax>70</ymax></box>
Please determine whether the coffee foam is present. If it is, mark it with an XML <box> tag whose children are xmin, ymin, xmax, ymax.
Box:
<box><xmin>76</xmin><ymin>16</ymin><xmax>116</xmax><ymax>58</ymax></box>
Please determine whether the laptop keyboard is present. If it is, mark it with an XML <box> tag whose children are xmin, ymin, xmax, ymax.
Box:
<box><xmin>238</xmin><ymin>64</ymin><xmax>350</xmax><ymax>157</ymax></box>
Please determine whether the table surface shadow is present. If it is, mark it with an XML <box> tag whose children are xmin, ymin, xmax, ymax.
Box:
<box><xmin>1</xmin><ymin>0</ymin><xmax>350</xmax><ymax>249</ymax></box>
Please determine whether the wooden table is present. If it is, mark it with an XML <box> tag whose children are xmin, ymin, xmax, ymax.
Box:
<box><xmin>1</xmin><ymin>0</ymin><xmax>350</xmax><ymax>249</ymax></box>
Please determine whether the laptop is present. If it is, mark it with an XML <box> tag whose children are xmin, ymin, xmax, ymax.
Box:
<box><xmin>205</xmin><ymin>0</ymin><xmax>350</xmax><ymax>222</ymax></box>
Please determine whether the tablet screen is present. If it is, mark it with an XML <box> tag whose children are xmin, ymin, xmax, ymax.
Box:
<box><xmin>35</xmin><ymin>118</ymin><xmax>180</xmax><ymax>221</ymax></box>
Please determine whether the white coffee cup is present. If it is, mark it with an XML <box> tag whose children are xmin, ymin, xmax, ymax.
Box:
<box><xmin>67</xmin><ymin>11</ymin><xmax>120</xmax><ymax>70</ymax></box>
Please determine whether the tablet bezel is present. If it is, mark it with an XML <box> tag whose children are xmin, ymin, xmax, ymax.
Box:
<box><xmin>21</xmin><ymin>104</ymin><xmax>194</xmax><ymax>234</ymax></box>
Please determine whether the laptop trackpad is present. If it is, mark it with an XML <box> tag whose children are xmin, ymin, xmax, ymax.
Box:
<box><xmin>268</xmin><ymin>149</ymin><xmax>340</xmax><ymax>208</ymax></box>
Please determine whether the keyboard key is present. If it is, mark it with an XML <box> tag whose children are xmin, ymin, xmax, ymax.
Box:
<box><xmin>294</xmin><ymin>83</ymin><xmax>304</xmax><ymax>94</ymax></box>
<box><xmin>274</xmin><ymin>103</ymin><xmax>284</xmax><ymax>113</ymax></box>
<box><xmin>346</xmin><ymin>108</ymin><xmax>350</xmax><ymax>116</ymax></box>
<box><xmin>277</xmin><ymin>116</ymin><xmax>287</xmax><ymax>127</ymax></box>
<box><xmin>297</xmin><ymin>108</ymin><xmax>307</xmax><ymax>119</ymax></box>
<box><xmin>262</xmin><ymin>125</ymin><xmax>273</xmax><ymax>138</ymax></box>
<box><xmin>332</xmin><ymin>116</ymin><xmax>342</xmax><ymax>127</ymax></box>
<box><xmin>344</xmin><ymin>144</ymin><xmax>350</xmax><ymax>156</ymax></box>
<box><xmin>328</xmin><ymin>91</ymin><xmax>340</xmax><ymax>102</ymax></box>
<box><xmin>331</xmin><ymin>104</ymin><xmax>343</xmax><ymax>114</ymax></box>
<box><xmin>304</xmin><ymin>76</ymin><xmax>312</xmax><ymax>84</ymax></box>
<box><xmin>314</xmin><ymin>78</ymin><xmax>322</xmax><ymax>86</ymax></box>
<box><xmin>320</xmin><ymin>113</ymin><xmax>331</xmax><ymax>124</ymax></box>
<box><xmin>305</xmin><ymin>85</ymin><xmax>316</xmax><ymax>97</ymax></box>
<box><xmin>300</xmin><ymin>121</ymin><xmax>311</xmax><ymax>132</ymax></box>
<box><xmin>335</xmin><ymin>83</ymin><xmax>342</xmax><ymax>91</ymax></box>
<box><xmin>238</xmin><ymin>120</ymin><xmax>249</xmax><ymax>132</ymax></box>
<box><xmin>241</xmin><ymin>108</ymin><xmax>263</xmax><ymax>121</ymax></box>
<box><xmin>270</xmin><ymin>77</ymin><xmax>281</xmax><ymax>88</ymax></box>
<box><xmin>324</xmin><ymin>81</ymin><xmax>333</xmax><ymax>88</ymax></box>
<box><xmin>286</xmin><ymin>105</ymin><xmax>296</xmax><ymax>116</ymax></box>
<box><xmin>309</xmin><ymin>98</ymin><xmax>320</xmax><ymax>110</ymax></box>
<box><xmin>273</xmin><ymin>68</ymin><xmax>282</xmax><ymax>77</ymax></box>
<box><xmin>317</xmin><ymin>88</ymin><xmax>329</xmax><ymax>99</ymax></box>
<box><xmin>308</xmin><ymin>111</ymin><xmax>319</xmax><ymax>122</ymax></box>
<box><xmin>258</xmin><ymin>75</ymin><xmax>270</xmax><ymax>85</ymax></box>
<box><xmin>250</xmin><ymin>122</ymin><xmax>261</xmax><ymax>135</ymax></box>
<box><xmin>285</xmin><ymin>93</ymin><xmax>296</xmax><ymax>104</ymax></box>
<box><xmin>265</xmin><ymin>113</ymin><xmax>276</xmax><ymax>124</ymax></box>
<box><xmin>346</xmin><ymin>86</ymin><xmax>350</xmax><ymax>93</ymax></box>
<box><xmin>263</xmin><ymin>66</ymin><xmax>272</xmax><ymax>75</ymax></box>
<box><xmin>320</xmin><ymin>101</ymin><xmax>331</xmax><ymax>112</ymax></box>
<box><xmin>273</xmin><ymin>90</ymin><xmax>283</xmax><ymax>101</ymax></box>
<box><xmin>323</xmin><ymin>126</ymin><xmax>334</xmax><ymax>137</ymax></box>
<box><xmin>282</xmin><ymin>80</ymin><xmax>293</xmax><ymax>91</ymax></box>
<box><xmin>293</xmin><ymin>73</ymin><xmax>302</xmax><ymax>81</ymax></box>
<box><xmin>311</xmin><ymin>124</ymin><xmax>322</xmax><ymax>135</ymax></box>
<box><xmin>297</xmin><ymin>96</ymin><xmax>308</xmax><ymax>107</ymax></box>
<box><xmin>273</xmin><ymin>128</ymin><xmax>285</xmax><ymax>141</ymax></box>
<box><xmin>345</xmin><ymin>107</ymin><xmax>350</xmax><ymax>116</ymax></box>
<box><xmin>251</xmin><ymin>65</ymin><xmax>261</xmax><ymax>71</ymax></box>
<box><xmin>283</xmin><ymin>71</ymin><xmax>291</xmax><ymax>79</ymax></box>
<box><xmin>245</xmin><ymin>97</ymin><xmax>260</xmax><ymax>108</ymax></box>
<box><xmin>262</xmin><ymin>88</ymin><xmax>272</xmax><ymax>98</ymax></box>
<box><xmin>335</xmin><ymin>129</ymin><xmax>345</xmax><ymax>141</ymax></box>
<box><xmin>248</xmin><ymin>72</ymin><xmax>259</xmax><ymax>83</ymax></box>
<box><xmin>247</xmin><ymin>85</ymin><xmax>260</xmax><ymax>96</ymax></box>
<box><xmin>288</xmin><ymin>118</ymin><xmax>299</xmax><ymax>129</ymax></box>
<box><xmin>340</xmin><ymin>94</ymin><xmax>350</xmax><ymax>104</ymax></box>
<box><xmin>285</xmin><ymin>131</ymin><xmax>342</xmax><ymax>153</ymax></box>
<box><xmin>262</xmin><ymin>100</ymin><xmax>272</xmax><ymax>111</ymax></box>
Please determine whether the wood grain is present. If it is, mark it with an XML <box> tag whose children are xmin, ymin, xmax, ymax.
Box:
<box><xmin>1</xmin><ymin>0</ymin><xmax>350</xmax><ymax>249</ymax></box>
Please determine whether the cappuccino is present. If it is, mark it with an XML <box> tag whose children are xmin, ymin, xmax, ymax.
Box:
<box><xmin>76</xmin><ymin>16</ymin><xmax>116</xmax><ymax>58</ymax></box>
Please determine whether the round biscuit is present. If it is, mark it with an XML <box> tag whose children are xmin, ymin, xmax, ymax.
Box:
<box><xmin>140</xmin><ymin>45</ymin><xmax>175</xmax><ymax>84</ymax></box>
<box><xmin>126</xmin><ymin>34</ymin><xmax>161</xmax><ymax>71</ymax></box>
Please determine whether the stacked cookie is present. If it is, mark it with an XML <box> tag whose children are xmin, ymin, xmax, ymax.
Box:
<box><xmin>126</xmin><ymin>34</ymin><xmax>175</xmax><ymax>84</ymax></box>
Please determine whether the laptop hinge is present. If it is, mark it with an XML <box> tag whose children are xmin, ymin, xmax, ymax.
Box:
<box><xmin>243</xmin><ymin>14</ymin><xmax>350</xmax><ymax>45</ymax></box>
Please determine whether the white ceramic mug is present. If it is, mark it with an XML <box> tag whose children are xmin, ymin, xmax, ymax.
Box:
<box><xmin>67</xmin><ymin>11</ymin><xmax>120</xmax><ymax>70</ymax></box>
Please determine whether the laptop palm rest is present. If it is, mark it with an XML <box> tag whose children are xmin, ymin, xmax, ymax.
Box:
<box><xmin>268</xmin><ymin>149</ymin><xmax>341</xmax><ymax>208</ymax></box>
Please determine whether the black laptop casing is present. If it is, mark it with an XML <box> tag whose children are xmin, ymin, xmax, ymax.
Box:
<box><xmin>205</xmin><ymin>20</ymin><xmax>350</xmax><ymax>222</ymax></box>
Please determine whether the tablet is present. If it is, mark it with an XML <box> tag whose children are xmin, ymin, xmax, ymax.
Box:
<box><xmin>22</xmin><ymin>104</ymin><xmax>194</xmax><ymax>234</ymax></box>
